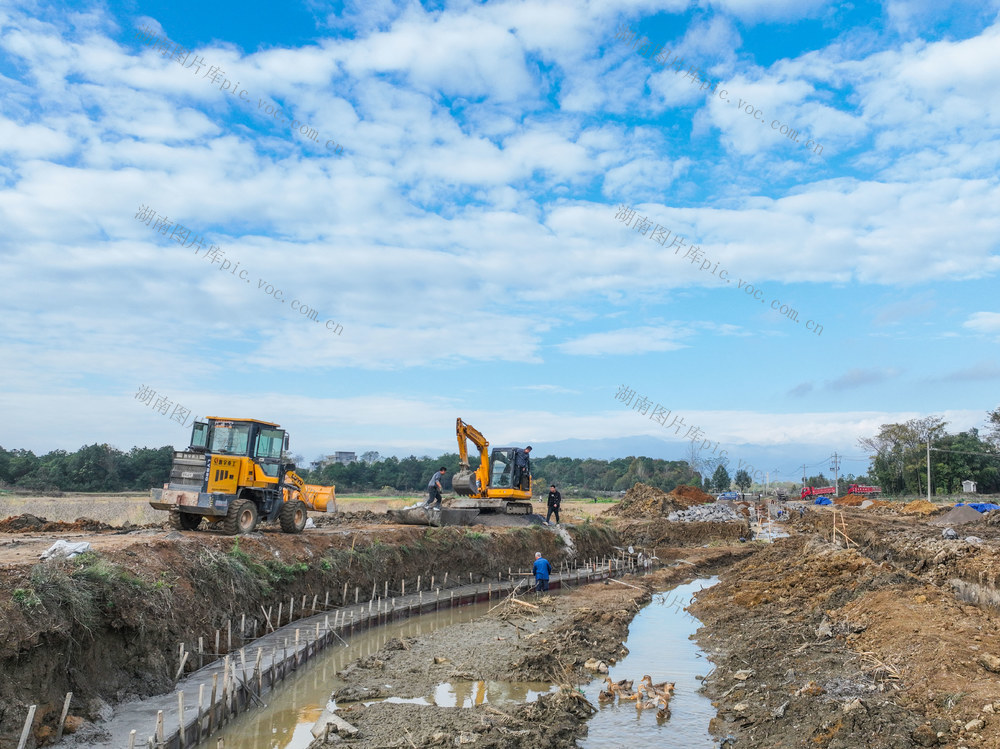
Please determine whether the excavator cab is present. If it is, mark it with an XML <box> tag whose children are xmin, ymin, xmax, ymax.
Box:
<box><xmin>490</xmin><ymin>448</ymin><xmax>515</xmax><ymax>489</ymax></box>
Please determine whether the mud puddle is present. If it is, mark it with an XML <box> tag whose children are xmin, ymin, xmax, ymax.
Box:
<box><xmin>580</xmin><ymin>577</ymin><xmax>718</xmax><ymax>748</ymax></box>
<box><xmin>214</xmin><ymin>599</ymin><xmax>554</xmax><ymax>748</ymax></box>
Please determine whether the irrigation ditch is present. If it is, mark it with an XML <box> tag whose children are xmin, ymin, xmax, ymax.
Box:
<box><xmin>1</xmin><ymin>521</ymin><xmax>632</xmax><ymax>748</ymax></box>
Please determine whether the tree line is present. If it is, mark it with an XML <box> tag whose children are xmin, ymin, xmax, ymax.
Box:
<box><xmin>856</xmin><ymin>409</ymin><xmax>1000</xmax><ymax>495</ymax></box>
<box><xmin>0</xmin><ymin>443</ymin><xmax>702</xmax><ymax>496</ymax></box>
<box><xmin>302</xmin><ymin>453</ymin><xmax>702</xmax><ymax>495</ymax></box>
<box><xmin>0</xmin><ymin>444</ymin><xmax>174</xmax><ymax>492</ymax></box>
<box><xmin>4</xmin><ymin>405</ymin><xmax>998</xmax><ymax>497</ymax></box>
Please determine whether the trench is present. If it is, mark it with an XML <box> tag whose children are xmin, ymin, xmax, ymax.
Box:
<box><xmin>214</xmin><ymin>601</ymin><xmax>507</xmax><ymax>748</ymax></box>
<box><xmin>580</xmin><ymin>577</ymin><xmax>718</xmax><ymax>748</ymax></box>
<box><xmin>211</xmin><ymin>576</ymin><xmax>720</xmax><ymax>748</ymax></box>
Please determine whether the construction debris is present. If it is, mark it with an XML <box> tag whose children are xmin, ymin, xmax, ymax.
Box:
<box><xmin>667</xmin><ymin>502</ymin><xmax>744</xmax><ymax>523</ymax></box>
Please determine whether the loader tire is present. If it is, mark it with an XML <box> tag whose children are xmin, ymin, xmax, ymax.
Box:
<box><xmin>279</xmin><ymin>499</ymin><xmax>308</xmax><ymax>534</ymax></box>
<box><xmin>168</xmin><ymin>510</ymin><xmax>202</xmax><ymax>531</ymax></box>
<box><xmin>223</xmin><ymin>499</ymin><xmax>259</xmax><ymax>536</ymax></box>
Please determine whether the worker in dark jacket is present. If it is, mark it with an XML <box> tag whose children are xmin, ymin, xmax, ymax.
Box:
<box><xmin>424</xmin><ymin>467</ymin><xmax>446</xmax><ymax>508</ymax></box>
<box><xmin>532</xmin><ymin>551</ymin><xmax>551</xmax><ymax>592</ymax></box>
<box><xmin>546</xmin><ymin>484</ymin><xmax>561</xmax><ymax>525</ymax></box>
<box><xmin>512</xmin><ymin>446</ymin><xmax>532</xmax><ymax>490</ymax></box>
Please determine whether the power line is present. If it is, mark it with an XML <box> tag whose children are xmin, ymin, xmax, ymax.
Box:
<box><xmin>930</xmin><ymin>446</ymin><xmax>1000</xmax><ymax>458</ymax></box>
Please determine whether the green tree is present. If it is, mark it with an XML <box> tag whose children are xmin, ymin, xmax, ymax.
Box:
<box><xmin>711</xmin><ymin>464</ymin><xmax>731</xmax><ymax>491</ymax></box>
<box><xmin>734</xmin><ymin>469</ymin><xmax>752</xmax><ymax>492</ymax></box>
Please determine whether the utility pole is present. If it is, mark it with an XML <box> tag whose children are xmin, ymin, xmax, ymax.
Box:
<box><xmin>927</xmin><ymin>439</ymin><xmax>931</xmax><ymax>502</ymax></box>
<box><xmin>830</xmin><ymin>452</ymin><xmax>841</xmax><ymax>496</ymax></box>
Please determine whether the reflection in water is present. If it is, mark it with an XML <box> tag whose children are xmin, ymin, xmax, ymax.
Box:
<box><xmin>370</xmin><ymin>680</ymin><xmax>556</xmax><ymax>708</ymax></box>
<box><xmin>580</xmin><ymin>577</ymin><xmax>719</xmax><ymax>749</ymax></box>
<box><xmin>215</xmin><ymin>602</ymin><xmax>495</xmax><ymax>749</ymax></box>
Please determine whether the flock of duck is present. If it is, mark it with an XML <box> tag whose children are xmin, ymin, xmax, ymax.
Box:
<box><xmin>598</xmin><ymin>674</ymin><xmax>675</xmax><ymax>721</ymax></box>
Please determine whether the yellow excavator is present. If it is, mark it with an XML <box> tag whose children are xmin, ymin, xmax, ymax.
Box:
<box><xmin>149</xmin><ymin>417</ymin><xmax>335</xmax><ymax>535</ymax></box>
<box><xmin>393</xmin><ymin>418</ymin><xmax>533</xmax><ymax>526</ymax></box>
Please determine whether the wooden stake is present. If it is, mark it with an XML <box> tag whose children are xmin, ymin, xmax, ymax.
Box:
<box><xmin>54</xmin><ymin>691</ymin><xmax>72</xmax><ymax>742</ymax></box>
<box><xmin>240</xmin><ymin>613</ymin><xmax>245</xmax><ymax>642</ymax></box>
<box><xmin>401</xmin><ymin>579</ymin><xmax>405</xmax><ymax>596</ymax></box>
<box><xmin>16</xmin><ymin>705</ymin><xmax>35</xmax><ymax>749</ymax></box>
<box><xmin>313</xmin><ymin>593</ymin><xmax>319</xmax><ymax>613</ymax></box>
<box><xmin>197</xmin><ymin>684</ymin><xmax>205</xmax><ymax>734</ymax></box>
<box><xmin>128</xmin><ymin>729</ymin><xmax>136</xmax><ymax>749</ymax></box>
<box><xmin>384</xmin><ymin>580</ymin><xmax>388</xmax><ymax>597</ymax></box>
<box><xmin>355</xmin><ymin>586</ymin><xmax>359</xmax><ymax>603</ymax></box>
<box><xmin>174</xmin><ymin>651</ymin><xmax>189</xmax><ymax>682</ymax></box>
<box><xmin>177</xmin><ymin>692</ymin><xmax>185</xmax><ymax>749</ymax></box>
<box><xmin>215</xmin><ymin>629</ymin><xmax>220</xmax><ymax>655</ymax></box>
<box><xmin>155</xmin><ymin>710</ymin><xmax>164</xmax><ymax>744</ymax></box>
<box><xmin>444</xmin><ymin>572</ymin><xmax>448</xmax><ymax>586</ymax></box>
<box><xmin>295</xmin><ymin>629</ymin><xmax>301</xmax><ymax>667</ymax></box>
<box><xmin>288</xmin><ymin>596</ymin><xmax>294</xmax><ymax>624</ymax></box>
<box><xmin>198</xmin><ymin>637</ymin><xmax>204</xmax><ymax>669</ymax></box>
<box><xmin>277</xmin><ymin>603</ymin><xmax>283</xmax><ymax>628</ymax></box>
<box><xmin>261</xmin><ymin>605</ymin><xmax>274</xmax><ymax>632</ymax></box>
<box><xmin>227</xmin><ymin>620</ymin><xmax>231</xmax><ymax>652</ymax></box>
<box><xmin>209</xmin><ymin>674</ymin><xmax>218</xmax><ymax>732</ymax></box>
<box><xmin>343</xmin><ymin>582</ymin><xmax>348</xmax><ymax>603</ymax></box>
<box><xmin>417</xmin><ymin>575</ymin><xmax>421</xmax><ymax>590</ymax></box>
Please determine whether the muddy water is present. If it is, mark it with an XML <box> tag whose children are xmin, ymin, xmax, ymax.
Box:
<box><xmin>580</xmin><ymin>577</ymin><xmax>719</xmax><ymax>748</ymax></box>
<box><xmin>214</xmin><ymin>601</ymin><xmax>505</xmax><ymax>748</ymax></box>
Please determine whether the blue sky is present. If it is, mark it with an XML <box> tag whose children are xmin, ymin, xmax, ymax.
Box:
<box><xmin>1</xmin><ymin>0</ymin><xmax>999</xmax><ymax>479</ymax></box>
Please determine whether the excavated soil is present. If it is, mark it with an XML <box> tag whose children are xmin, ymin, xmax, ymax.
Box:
<box><xmin>693</xmin><ymin>513</ymin><xmax>1000</xmax><ymax>749</ymax></box>
<box><xmin>605</xmin><ymin>482</ymin><xmax>712</xmax><ymax>519</ymax></box>
<box><xmin>901</xmin><ymin>500</ymin><xmax>943</xmax><ymax>516</ymax></box>
<box><xmin>0</xmin><ymin>515</ymin><xmax>120</xmax><ymax>533</ymax></box>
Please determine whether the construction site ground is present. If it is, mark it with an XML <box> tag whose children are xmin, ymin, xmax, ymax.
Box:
<box><xmin>3</xmin><ymin>493</ymin><xmax>1000</xmax><ymax>747</ymax></box>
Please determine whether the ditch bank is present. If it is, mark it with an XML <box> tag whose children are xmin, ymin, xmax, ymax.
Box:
<box><xmin>690</xmin><ymin>534</ymin><xmax>1000</xmax><ymax>749</ymax></box>
<box><xmin>0</xmin><ymin>521</ymin><xmax>619</xmax><ymax>748</ymax></box>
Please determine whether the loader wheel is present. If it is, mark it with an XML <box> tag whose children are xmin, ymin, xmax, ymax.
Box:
<box><xmin>279</xmin><ymin>499</ymin><xmax>308</xmax><ymax>534</ymax></box>
<box><xmin>168</xmin><ymin>510</ymin><xmax>202</xmax><ymax>531</ymax></box>
<box><xmin>223</xmin><ymin>499</ymin><xmax>259</xmax><ymax>536</ymax></box>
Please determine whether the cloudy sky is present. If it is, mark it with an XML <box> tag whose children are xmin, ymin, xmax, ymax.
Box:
<box><xmin>1</xmin><ymin>0</ymin><xmax>999</xmax><ymax>476</ymax></box>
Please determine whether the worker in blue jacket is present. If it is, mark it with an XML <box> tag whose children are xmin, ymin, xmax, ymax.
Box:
<box><xmin>532</xmin><ymin>551</ymin><xmax>551</xmax><ymax>592</ymax></box>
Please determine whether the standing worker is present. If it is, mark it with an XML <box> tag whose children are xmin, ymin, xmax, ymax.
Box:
<box><xmin>424</xmin><ymin>466</ymin><xmax>447</xmax><ymax>509</ymax></box>
<box><xmin>532</xmin><ymin>551</ymin><xmax>551</xmax><ymax>593</ymax></box>
<box><xmin>546</xmin><ymin>484</ymin><xmax>562</xmax><ymax>525</ymax></box>
<box><xmin>512</xmin><ymin>445</ymin><xmax>532</xmax><ymax>490</ymax></box>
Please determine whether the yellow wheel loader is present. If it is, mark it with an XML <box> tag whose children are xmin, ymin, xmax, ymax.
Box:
<box><xmin>393</xmin><ymin>418</ymin><xmax>533</xmax><ymax>526</ymax></box>
<box><xmin>150</xmin><ymin>417</ymin><xmax>335</xmax><ymax>535</ymax></box>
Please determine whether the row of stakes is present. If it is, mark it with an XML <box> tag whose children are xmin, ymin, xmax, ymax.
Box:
<box><xmin>15</xmin><ymin>555</ymin><xmax>640</xmax><ymax>749</ymax></box>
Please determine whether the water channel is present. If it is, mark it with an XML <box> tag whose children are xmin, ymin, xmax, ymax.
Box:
<box><xmin>214</xmin><ymin>577</ymin><xmax>718</xmax><ymax>748</ymax></box>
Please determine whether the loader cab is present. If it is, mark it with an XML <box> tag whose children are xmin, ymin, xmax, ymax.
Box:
<box><xmin>199</xmin><ymin>417</ymin><xmax>287</xmax><ymax>479</ymax></box>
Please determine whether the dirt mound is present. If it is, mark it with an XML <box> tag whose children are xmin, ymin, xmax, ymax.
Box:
<box><xmin>928</xmin><ymin>505</ymin><xmax>985</xmax><ymax>526</ymax></box>
<box><xmin>312</xmin><ymin>510</ymin><xmax>393</xmax><ymax>526</ymax></box>
<box><xmin>833</xmin><ymin>494</ymin><xmax>865</xmax><ymax>506</ymax></box>
<box><xmin>605</xmin><ymin>483</ymin><xmax>681</xmax><ymax>518</ymax></box>
<box><xmin>0</xmin><ymin>514</ymin><xmax>116</xmax><ymax>533</ymax></box>
<box><xmin>665</xmin><ymin>484</ymin><xmax>714</xmax><ymax>508</ymax></box>
<box><xmin>861</xmin><ymin>499</ymin><xmax>891</xmax><ymax>509</ymax></box>
<box><xmin>899</xmin><ymin>500</ymin><xmax>940</xmax><ymax>515</ymax></box>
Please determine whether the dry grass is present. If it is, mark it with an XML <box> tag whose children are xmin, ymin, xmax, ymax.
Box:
<box><xmin>0</xmin><ymin>493</ymin><xmax>160</xmax><ymax>526</ymax></box>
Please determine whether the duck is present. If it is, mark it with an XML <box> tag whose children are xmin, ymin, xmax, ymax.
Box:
<box><xmin>597</xmin><ymin>686</ymin><xmax>616</xmax><ymax>703</ymax></box>
<box><xmin>655</xmin><ymin>695</ymin><xmax>671</xmax><ymax>722</ymax></box>
<box><xmin>615</xmin><ymin>677</ymin><xmax>634</xmax><ymax>692</ymax></box>
<box><xmin>640</xmin><ymin>675</ymin><xmax>675</xmax><ymax>699</ymax></box>
<box><xmin>635</xmin><ymin>692</ymin><xmax>658</xmax><ymax>711</ymax></box>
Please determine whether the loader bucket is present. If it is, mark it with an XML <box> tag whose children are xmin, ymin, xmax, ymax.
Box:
<box><xmin>286</xmin><ymin>483</ymin><xmax>336</xmax><ymax>512</ymax></box>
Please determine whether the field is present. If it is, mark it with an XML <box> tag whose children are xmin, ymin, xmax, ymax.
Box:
<box><xmin>0</xmin><ymin>492</ymin><xmax>616</xmax><ymax>527</ymax></box>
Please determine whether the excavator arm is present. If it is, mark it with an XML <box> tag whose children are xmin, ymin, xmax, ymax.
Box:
<box><xmin>453</xmin><ymin>418</ymin><xmax>489</xmax><ymax>497</ymax></box>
